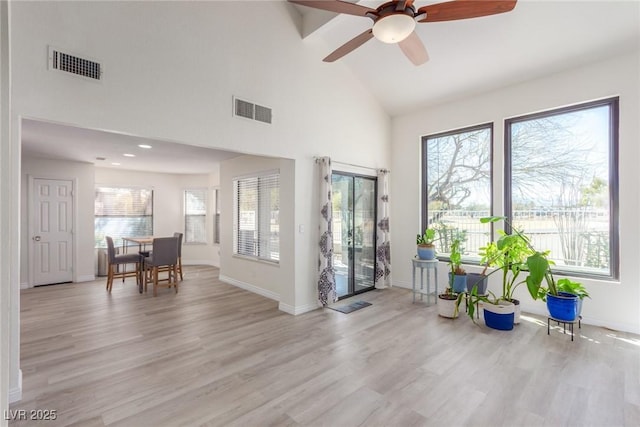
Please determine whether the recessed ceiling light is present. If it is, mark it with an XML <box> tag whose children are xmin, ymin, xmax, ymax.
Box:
<box><xmin>123</xmin><ymin>153</ymin><xmax>135</xmax><ymax>157</ymax></box>
<box><xmin>138</xmin><ymin>144</ymin><xmax>152</xmax><ymax>149</ymax></box>
<box><xmin>111</xmin><ymin>162</ymin><xmax>121</xmax><ymax>166</ymax></box>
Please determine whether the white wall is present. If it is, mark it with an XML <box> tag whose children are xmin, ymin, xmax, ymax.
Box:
<box><xmin>391</xmin><ymin>51</ymin><xmax>640</xmax><ymax>334</ymax></box>
<box><xmin>94</xmin><ymin>168</ymin><xmax>219</xmax><ymax>267</ymax></box>
<box><xmin>20</xmin><ymin>156</ymin><xmax>96</xmax><ymax>286</ymax></box>
<box><xmin>219</xmin><ymin>155</ymin><xmax>295</xmax><ymax>308</ymax></box>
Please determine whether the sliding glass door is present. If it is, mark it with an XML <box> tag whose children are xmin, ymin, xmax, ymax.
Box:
<box><xmin>332</xmin><ymin>172</ymin><xmax>377</xmax><ymax>299</ymax></box>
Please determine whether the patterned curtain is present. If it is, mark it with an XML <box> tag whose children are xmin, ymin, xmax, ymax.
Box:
<box><xmin>317</xmin><ymin>157</ymin><xmax>337</xmax><ymax>306</ymax></box>
<box><xmin>375</xmin><ymin>169</ymin><xmax>391</xmax><ymax>289</ymax></box>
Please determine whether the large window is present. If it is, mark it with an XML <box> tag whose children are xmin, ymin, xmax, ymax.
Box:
<box><xmin>233</xmin><ymin>171</ymin><xmax>280</xmax><ymax>262</ymax></box>
<box><xmin>184</xmin><ymin>189</ymin><xmax>207</xmax><ymax>244</ymax></box>
<box><xmin>422</xmin><ymin>123</ymin><xmax>493</xmax><ymax>258</ymax></box>
<box><xmin>95</xmin><ymin>186</ymin><xmax>153</xmax><ymax>248</ymax></box>
<box><xmin>506</xmin><ymin>97</ymin><xmax>619</xmax><ymax>279</ymax></box>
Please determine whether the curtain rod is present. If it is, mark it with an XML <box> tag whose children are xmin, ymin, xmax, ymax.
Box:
<box><xmin>313</xmin><ymin>156</ymin><xmax>390</xmax><ymax>173</ymax></box>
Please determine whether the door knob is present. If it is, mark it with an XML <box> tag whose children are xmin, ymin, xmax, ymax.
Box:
<box><xmin>33</xmin><ymin>236</ymin><xmax>41</xmax><ymax>241</ymax></box>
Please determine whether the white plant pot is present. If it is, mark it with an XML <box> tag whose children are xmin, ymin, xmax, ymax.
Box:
<box><xmin>482</xmin><ymin>300</ymin><xmax>515</xmax><ymax>315</ymax></box>
<box><xmin>437</xmin><ymin>295</ymin><xmax>459</xmax><ymax>318</ymax></box>
<box><xmin>482</xmin><ymin>300</ymin><xmax>515</xmax><ymax>331</ymax></box>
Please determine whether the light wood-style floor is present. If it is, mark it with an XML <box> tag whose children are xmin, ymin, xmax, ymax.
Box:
<box><xmin>10</xmin><ymin>266</ymin><xmax>640</xmax><ymax>426</ymax></box>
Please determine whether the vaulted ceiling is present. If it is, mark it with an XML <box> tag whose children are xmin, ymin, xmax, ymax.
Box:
<box><xmin>292</xmin><ymin>0</ymin><xmax>640</xmax><ymax>116</ymax></box>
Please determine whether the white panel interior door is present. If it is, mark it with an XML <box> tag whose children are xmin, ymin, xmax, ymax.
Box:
<box><xmin>32</xmin><ymin>178</ymin><xmax>73</xmax><ymax>286</ymax></box>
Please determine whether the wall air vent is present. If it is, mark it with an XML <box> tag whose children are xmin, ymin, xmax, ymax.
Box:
<box><xmin>233</xmin><ymin>96</ymin><xmax>272</xmax><ymax>124</ymax></box>
<box><xmin>48</xmin><ymin>46</ymin><xmax>103</xmax><ymax>81</ymax></box>
<box><xmin>254</xmin><ymin>104</ymin><xmax>272</xmax><ymax>124</ymax></box>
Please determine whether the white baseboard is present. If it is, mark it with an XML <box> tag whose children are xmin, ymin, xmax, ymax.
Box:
<box><xmin>76</xmin><ymin>274</ymin><xmax>95</xmax><ymax>282</ymax></box>
<box><xmin>393</xmin><ymin>280</ymin><xmax>412</xmax><ymax>290</ymax></box>
<box><xmin>20</xmin><ymin>282</ymin><xmax>28</xmax><ymax>290</ymax></box>
<box><xmin>278</xmin><ymin>301</ymin><xmax>319</xmax><ymax>316</ymax></box>
<box><xmin>9</xmin><ymin>369</ymin><xmax>22</xmax><ymax>403</ymax></box>
<box><xmin>217</xmin><ymin>275</ymin><xmax>319</xmax><ymax>316</ymax></box>
<box><xmin>183</xmin><ymin>260</ymin><xmax>216</xmax><ymax>267</ymax></box>
<box><xmin>218</xmin><ymin>274</ymin><xmax>280</xmax><ymax>302</ymax></box>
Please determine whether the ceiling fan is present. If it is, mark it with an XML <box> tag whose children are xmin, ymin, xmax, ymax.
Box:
<box><xmin>290</xmin><ymin>0</ymin><xmax>517</xmax><ymax>65</ymax></box>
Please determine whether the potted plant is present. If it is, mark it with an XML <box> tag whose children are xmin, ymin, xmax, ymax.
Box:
<box><xmin>437</xmin><ymin>237</ymin><xmax>467</xmax><ymax>319</ymax></box>
<box><xmin>480</xmin><ymin>216</ymin><xmax>585</xmax><ymax>323</ymax></box>
<box><xmin>525</xmin><ymin>254</ymin><xmax>583</xmax><ymax>322</ymax></box>
<box><xmin>438</xmin><ymin>286</ymin><xmax>459</xmax><ymax>319</ymax></box>
<box><xmin>557</xmin><ymin>278</ymin><xmax>590</xmax><ymax>318</ymax></box>
<box><xmin>476</xmin><ymin>217</ymin><xmax>534</xmax><ymax>324</ymax></box>
<box><xmin>416</xmin><ymin>227</ymin><xmax>436</xmax><ymax>260</ymax></box>
<box><xmin>448</xmin><ymin>237</ymin><xmax>467</xmax><ymax>293</ymax></box>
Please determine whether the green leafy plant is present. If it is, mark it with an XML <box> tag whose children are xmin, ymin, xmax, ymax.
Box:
<box><xmin>480</xmin><ymin>216</ymin><xmax>586</xmax><ymax>302</ymax></box>
<box><xmin>416</xmin><ymin>227</ymin><xmax>436</xmax><ymax>246</ymax></box>
<box><xmin>478</xmin><ymin>221</ymin><xmax>533</xmax><ymax>302</ymax></box>
<box><xmin>449</xmin><ymin>237</ymin><xmax>466</xmax><ymax>276</ymax></box>
<box><xmin>535</xmin><ymin>277</ymin><xmax>591</xmax><ymax>301</ymax></box>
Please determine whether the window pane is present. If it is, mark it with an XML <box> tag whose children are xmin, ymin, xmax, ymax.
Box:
<box><xmin>423</xmin><ymin>124</ymin><xmax>492</xmax><ymax>258</ymax></box>
<box><xmin>508</xmin><ymin>99</ymin><xmax>617</xmax><ymax>277</ymax></box>
<box><xmin>184</xmin><ymin>189</ymin><xmax>207</xmax><ymax>244</ymax></box>
<box><xmin>213</xmin><ymin>188</ymin><xmax>220</xmax><ymax>245</ymax></box>
<box><xmin>233</xmin><ymin>173</ymin><xmax>279</xmax><ymax>262</ymax></box>
<box><xmin>95</xmin><ymin>187</ymin><xmax>153</xmax><ymax>248</ymax></box>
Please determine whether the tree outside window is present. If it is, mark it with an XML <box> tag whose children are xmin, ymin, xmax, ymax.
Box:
<box><xmin>422</xmin><ymin>124</ymin><xmax>493</xmax><ymax>258</ymax></box>
<box><xmin>507</xmin><ymin>97</ymin><xmax>618</xmax><ymax>278</ymax></box>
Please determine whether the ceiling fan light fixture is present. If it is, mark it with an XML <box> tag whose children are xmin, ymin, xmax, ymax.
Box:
<box><xmin>372</xmin><ymin>13</ymin><xmax>416</xmax><ymax>44</ymax></box>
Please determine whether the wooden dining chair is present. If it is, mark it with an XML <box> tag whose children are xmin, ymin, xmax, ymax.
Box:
<box><xmin>105</xmin><ymin>236</ymin><xmax>141</xmax><ymax>292</ymax></box>
<box><xmin>142</xmin><ymin>236</ymin><xmax>179</xmax><ymax>296</ymax></box>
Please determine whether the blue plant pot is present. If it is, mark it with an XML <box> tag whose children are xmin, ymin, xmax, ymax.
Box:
<box><xmin>547</xmin><ymin>291</ymin><xmax>579</xmax><ymax>321</ymax></box>
<box><xmin>417</xmin><ymin>246</ymin><xmax>435</xmax><ymax>260</ymax></box>
<box><xmin>483</xmin><ymin>303</ymin><xmax>515</xmax><ymax>331</ymax></box>
<box><xmin>448</xmin><ymin>273</ymin><xmax>467</xmax><ymax>293</ymax></box>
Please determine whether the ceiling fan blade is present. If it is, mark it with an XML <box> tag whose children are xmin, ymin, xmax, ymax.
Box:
<box><xmin>417</xmin><ymin>0</ymin><xmax>517</xmax><ymax>23</ymax></box>
<box><xmin>323</xmin><ymin>29</ymin><xmax>374</xmax><ymax>62</ymax></box>
<box><xmin>289</xmin><ymin>0</ymin><xmax>377</xmax><ymax>17</ymax></box>
<box><xmin>398</xmin><ymin>31</ymin><xmax>429</xmax><ymax>66</ymax></box>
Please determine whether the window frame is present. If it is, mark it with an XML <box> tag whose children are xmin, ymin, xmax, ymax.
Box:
<box><xmin>504</xmin><ymin>96</ymin><xmax>619</xmax><ymax>280</ymax></box>
<box><xmin>183</xmin><ymin>188</ymin><xmax>208</xmax><ymax>245</ymax></box>
<box><xmin>421</xmin><ymin>122</ymin><xmax>494</xmax><ymax>262</ymax></box>
<box><xmin>233</xmin><ymin>170</ymin><xmax>280</xmax><ymax>264</ymax></box>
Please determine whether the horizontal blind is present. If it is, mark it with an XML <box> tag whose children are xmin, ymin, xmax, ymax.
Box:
<box><xmin>214</xmin><ymin>189</ymin><xmax>220</xmax><ymax>244</ymax></box>
<box><xmin>233</xmin><ymin>173</ymin><xmax>279</xmax><ymax>262</ymax></box>
<box><xmin>95</xmin><ymin>186</ymin><xmax>153</xmax><ymax>248</ymax></box>
<box><xmin>184</xmin><ymin>189</ymin><xmax>207</xmax><ymax>244</ymax></box>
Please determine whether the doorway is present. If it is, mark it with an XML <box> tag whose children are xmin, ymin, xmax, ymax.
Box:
<box><xmin>29</xmin><ymin>177</ymin><xmax>74</xmax><ymax>286</ymax></box>
<box><xmin>331</xmin><ymin>172</ymin><xmax>377</xmax><ymax>299</ymax></box>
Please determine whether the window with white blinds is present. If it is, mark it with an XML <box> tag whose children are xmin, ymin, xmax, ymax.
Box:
<box><xmin>233</xmin><ymin>172</ymin><xmax>280</xmax><ymax>262</ymax></box>
<box><xmin>213</xmin><ymin>188</ymin><xmax>220</xmax><ymax>245</ymax></box>
<box><xmin>184</xmin><ymin>189</ymin><xmax>208</xmax><ymax>244</ymax></box>
<box><xmin>95</xmin><ymin>186</ymin><xmax>153</xmax><ymax>248</ymax></box>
